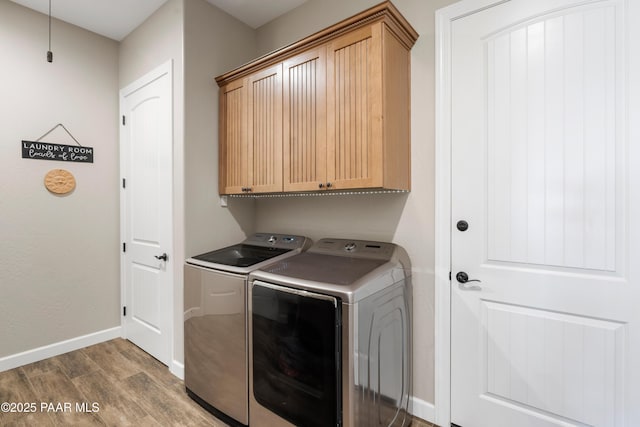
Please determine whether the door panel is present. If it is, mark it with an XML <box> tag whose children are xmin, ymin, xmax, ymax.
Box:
<box><xmin>326</xmin><ymin>24</ymin><xmax>383</xmax><ymax>189</ymax></box>
<box><xmin>451</xmin><ymin>1</ymin><xmax>638</xmax><ymax>426</ymax></box>
<box><xmin>247</xmin><ymin>64</ymin><xmax>283</xmax><ymax>193</ymax></box>
<box><xmin>219</xmin><ymin>79</ymin><xmax>247</xmax><ymax>194</ymax></box>
<box><xmin>121</xmin><ymin>62</ymin><xmax>172</xmax><ymax>365</ymax></box>
<box><xmin>283</xmin><ymin>47</ymin><xmax>327</xmax><ymax>192</ymax></box>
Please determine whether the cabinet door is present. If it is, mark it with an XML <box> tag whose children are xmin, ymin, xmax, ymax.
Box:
<box><xmin>283</xmin><ymin>47</ymin><xmax>327</xmax><ymax>192</ymax></box>
<box><xmin>326</xmin><ymin>23</ymin><xmax>384</xmax><ymax>190</ymax></box>
<box><xmin>219</xmin><ymin>79</ymin><xmax>248</xmax><ymax>195</ymax></box>
<box><xmin>247</xmin><ymin>64</ymin><xmax>283</xmax><ymax>193</ymax></box>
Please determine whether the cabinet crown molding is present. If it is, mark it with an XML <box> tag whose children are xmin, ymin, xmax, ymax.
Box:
<box><xmin>215</xmin><ymin>1</ymin><xmax>418</xmax><ymax>87</ymax></box>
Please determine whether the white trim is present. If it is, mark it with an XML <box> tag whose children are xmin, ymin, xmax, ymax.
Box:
<box><xmin>0</xmin><ymin>327</ymin><xmax>121</xmax><ymax>373</ymax></box>
<box><xmin>410</xmin><ymin>396</ymin><xmax>436</xmax><ymax>425</ymax></box>
<box><xmin>434</xmin><ymin>1</ymin><xmax>509</xmax><ymax>426</ymax></box>
<box><xmin>171</xmin><ymin>359</ymin><xmax>185</xmax><ymax>380</ymax></box>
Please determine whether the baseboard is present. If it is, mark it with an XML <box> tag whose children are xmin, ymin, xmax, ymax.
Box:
<box><xmin>410</xmin><ymin>396</ymin><xmax>436</xmax><ymax>425</ymax></box>
<box><xmin>171</xmin><ymin>359</ymin><xmax>184</xmax><ymax>380</ymax></box>
<box><xmin>0</xmin><ymin>326</ymin><xmax>122</xmax><ymax>373</ymax></box>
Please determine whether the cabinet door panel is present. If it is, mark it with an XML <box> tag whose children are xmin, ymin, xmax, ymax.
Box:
<box><xmin>326</xmin><ymin>23</ymin><xmax>383</xmax><ymax>189</ymax></box>
<box><xmin>247</xmin><ymin>64</ymin><xmax>283</xmax><ymax>193</ymax></box>
<box><xmin>219</xmin><ymin>79</ymin><xmax>247</xmax><ymax>195</ymax></box>
<box><xmin>283</xmin><ymin>48</ymin><xmax>327</xmax><ymax>192</ymax></box>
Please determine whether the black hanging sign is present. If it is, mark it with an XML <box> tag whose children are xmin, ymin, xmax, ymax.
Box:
<box><xmin>21</xmin><ymin>140</ymin><xmax>94</xmax><ymax>163</ymax></box>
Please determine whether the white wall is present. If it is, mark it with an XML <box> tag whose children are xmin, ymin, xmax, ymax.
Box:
<box><xmin>183</xmin><ymin>0</ymin><xmax>257</xmax><ymax>259</ymax></box>
<box><xmin>0</xmin><ymin>1</ymin><xmax>120</xmax><ymax>357</ymax></box>
<box><xmin>254</xmin><ymin>0</ymin><xmax>457</xmax><ymax>405</ymax></box>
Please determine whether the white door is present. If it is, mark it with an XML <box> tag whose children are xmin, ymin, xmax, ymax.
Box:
<box><xmin>451</xmin><ymin>1</ymin><xmax>640</xmax><ymax>426</ymax></box>
<box><xmin>120</xmin><ymin>61</ymin><xmax>173</xmax><ymax>365</ymax></box>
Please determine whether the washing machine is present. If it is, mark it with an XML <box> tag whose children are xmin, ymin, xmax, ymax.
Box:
<box><xmin>184</xmin><ymin>233</ymin><xmax>311</xmax><ymax>426</ymax></box>
<box><xmin>248</xmin><ymin>238</ymin><xmax>413</xmax><ymax>427</ymax></box>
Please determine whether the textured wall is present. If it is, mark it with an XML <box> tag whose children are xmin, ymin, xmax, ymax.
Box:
<box><xmin>0</xmin><ymin>1</ymin><xmax>120</xmax><ymax>357</ymax></box>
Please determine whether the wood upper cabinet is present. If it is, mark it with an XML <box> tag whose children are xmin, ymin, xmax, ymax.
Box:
<box><xmin>247</xmin><ymin>64</ymin><xmax>283</xmax><ymax>193</ymax></box>
<box><xmin>216</xmin><ymin>1</ymin><xmax>418</xmax><ymax>195</ymax></box>
<box><xmin>219</xmin><ymin>78</ymin><xmax>247</xmax><ymax>195</ymax></box>
<box><xmin>326</xmin><ymin>22</ymin><xmax>413</xmax><ymax>191</ymax></box>
<box><xmin>283</xmin><ymin>47</ymin><xmax>327</xmax><ymax>192</ymax></box>
<box><xmin>326</xmin><ymin>24</ymin><xmax>383</xmax><ymax>190</ymax></box>
<box><xmin>219</xmin><ymin>65</ymin><xmax>283</xmax><ymax>194</ymax></box>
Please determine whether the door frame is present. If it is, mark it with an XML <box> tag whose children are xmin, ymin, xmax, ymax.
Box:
<box><xmin>434</xmin><ymin>1</ymin><xmax>510</xmax><ymax>426</ymax></box>
<box><xmin>119</xmin><ymin>60</ymin><xmax>174</xmax><ymax>366</ymax></box>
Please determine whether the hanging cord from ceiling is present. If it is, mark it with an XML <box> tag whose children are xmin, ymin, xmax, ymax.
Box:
<box><xmin>47</xmin><ymin>0</ymin><xmax>53</xmax><ymax>63</ymax></box>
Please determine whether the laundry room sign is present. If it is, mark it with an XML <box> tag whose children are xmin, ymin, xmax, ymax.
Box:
<box><xmin>21</xmin><ymin>141</ymin><xmax>94</xmax><ymax>163</ymax></box>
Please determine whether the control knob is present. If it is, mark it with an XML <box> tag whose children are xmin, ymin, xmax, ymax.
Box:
<box><xmin>344</xmin><ymin>242</ymin><xmax>357</xmax><ymax>252</ymax></box>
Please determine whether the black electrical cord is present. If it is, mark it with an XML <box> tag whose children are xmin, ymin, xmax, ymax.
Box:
<box><xmin>47</xmin><ymin>0</ymin><xmax>53</xmax><ymax>62</ymax></box>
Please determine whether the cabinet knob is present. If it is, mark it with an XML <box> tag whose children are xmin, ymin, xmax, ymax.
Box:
<box><xmin>318</xmin><ymin>183</ymin><xmax>325</xmax><ymax>189</ymax></box>
<box><xmin>326</xmin><ymin>182</ymin><xmax>332</xmax><ymax>188</ymax></box>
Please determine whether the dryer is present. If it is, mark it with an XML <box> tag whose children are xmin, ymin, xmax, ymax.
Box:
<box><xmin>248</xmin><ymin>238</ymin><xmax>413</xmax><ymax>427</ymax></box>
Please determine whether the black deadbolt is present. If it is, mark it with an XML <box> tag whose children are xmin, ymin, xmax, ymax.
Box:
<box><xmin>457</xmin><ymin>220</ymin><xmax>469</xmax><ymax>231</ymax></box>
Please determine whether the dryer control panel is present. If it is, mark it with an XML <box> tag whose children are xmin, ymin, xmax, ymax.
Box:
<box><xmin>309</xmin><ymin>238</ymin><xmax>396</xmax><ymax>260</ymax></box>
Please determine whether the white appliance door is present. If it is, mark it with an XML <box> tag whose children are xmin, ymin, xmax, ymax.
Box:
<box><xmin>451</xmin><ymin>1</ymin><xmax>640</xmax><ymax>426</ymax></box>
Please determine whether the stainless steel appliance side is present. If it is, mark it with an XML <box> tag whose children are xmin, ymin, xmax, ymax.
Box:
<box><xmin>184</xmin><ymin>264</ymin><xmax>248</xmax><ymax>425</ymax></box>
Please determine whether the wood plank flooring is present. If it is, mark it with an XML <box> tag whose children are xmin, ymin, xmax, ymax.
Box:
<box><xmin>0</xmin><ymin>338</ymin><xmax>435</xmax><ymax>426</ymax></box>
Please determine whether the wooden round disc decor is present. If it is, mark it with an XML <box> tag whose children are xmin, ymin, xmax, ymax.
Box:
<box><xmin>44</xmin><ymin>169</ymin><xmax>76</xmax><ymax>195</ymax></box>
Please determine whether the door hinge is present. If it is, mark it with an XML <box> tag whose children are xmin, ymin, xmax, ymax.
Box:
<box><xmin>122</xmin><ymin>115</ymin><xmax>126</xmax><ymax>125</ymax></box>
<box><xmin>123</xmin><ymin>306</ymin><xmax>126</xmax><ymax>316</ymax></box>
<box><xmin>123</xmin><ymin>242</ymin><xmax>126</xmax><ymax>252</ymax></box>
<box><xmin>122</xmin><ymin>178</ymin><xmax>126</xmax><ymax>189</ymax></box>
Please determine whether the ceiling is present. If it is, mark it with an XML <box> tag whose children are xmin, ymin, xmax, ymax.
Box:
<box><xmin>9</xmin><ymin>0</ymin><xmax>308</xmax><ymax>41</ymax></box>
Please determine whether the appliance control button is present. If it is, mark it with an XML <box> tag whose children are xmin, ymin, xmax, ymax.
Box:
<box><xmin>344</xmin><ymin>242</ymin><xmax>357</xmax><ymax>252</ymax></box>
<box><xmin>268</xmin><ymin>236</ymin><xmax>277</xmax><ymax>244</ymax></box>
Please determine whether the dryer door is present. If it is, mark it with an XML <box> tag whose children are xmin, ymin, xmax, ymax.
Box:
<box><xmin>251</xmin><ymin>281</ymin><xmax>341</xmax><ymax>427</ymax></box>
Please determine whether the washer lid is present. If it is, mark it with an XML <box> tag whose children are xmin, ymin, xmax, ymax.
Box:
<box><xmin>190</xmin><ymin>244</ymin><xmax>291</xmax><ymax>268</ymax></box>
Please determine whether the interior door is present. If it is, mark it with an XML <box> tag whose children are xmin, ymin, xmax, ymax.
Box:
<box><xmin>120</xmin><ymin>61</ymin><xmax>173</xmax><ymax>365</ymax></box>
<box><xmin>451</xmin><ymin>1</ymin><xmax>640</xmax><ymax>426</ymax></box>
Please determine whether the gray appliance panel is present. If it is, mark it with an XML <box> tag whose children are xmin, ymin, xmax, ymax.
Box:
<box><xmin>260</xmin><ymin>252</ymin><xmax>386</xmax><ymax>286</ymax></box>
<box><xmin>184</xmin><ymin>264</ymin><xmax>248</xmax><ymax>425</ymax></box>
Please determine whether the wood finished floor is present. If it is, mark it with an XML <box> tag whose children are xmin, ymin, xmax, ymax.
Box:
<box><xmin>0</xmin><ymin>338</ymin><xmax>435</xmax><ymax>427</ymax></box>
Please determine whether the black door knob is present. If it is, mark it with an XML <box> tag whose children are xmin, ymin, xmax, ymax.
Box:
<box><xmin>155</xmin><ymin>253</ymin><xmax>168</xmax><ymax>261</ymax></box>
<box><xmin>456</xmin><ymin>271</ymin><xmax>481</xmax><ymax>283</ymax></box>
<box><xmin>457</xmin><ymin>220</ymin><xmax>469</xmax><ymax>231</ymax></box>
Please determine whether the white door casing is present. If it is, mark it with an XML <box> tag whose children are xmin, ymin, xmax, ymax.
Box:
<box><xmin>120</xmin><ymin>61</ymin><xmax>173</xmax><ymax>366</ymax></box>
<box><xmin>436</xmin><ymin>1</ymin><xmax>640</xmax><ymax>426</ymax></box>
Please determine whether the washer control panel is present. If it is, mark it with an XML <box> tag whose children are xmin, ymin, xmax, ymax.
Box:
<box><xmin>245</xmin><ymin>233</ymin><xmax>309</xmax><ymax>249</ymax></box>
